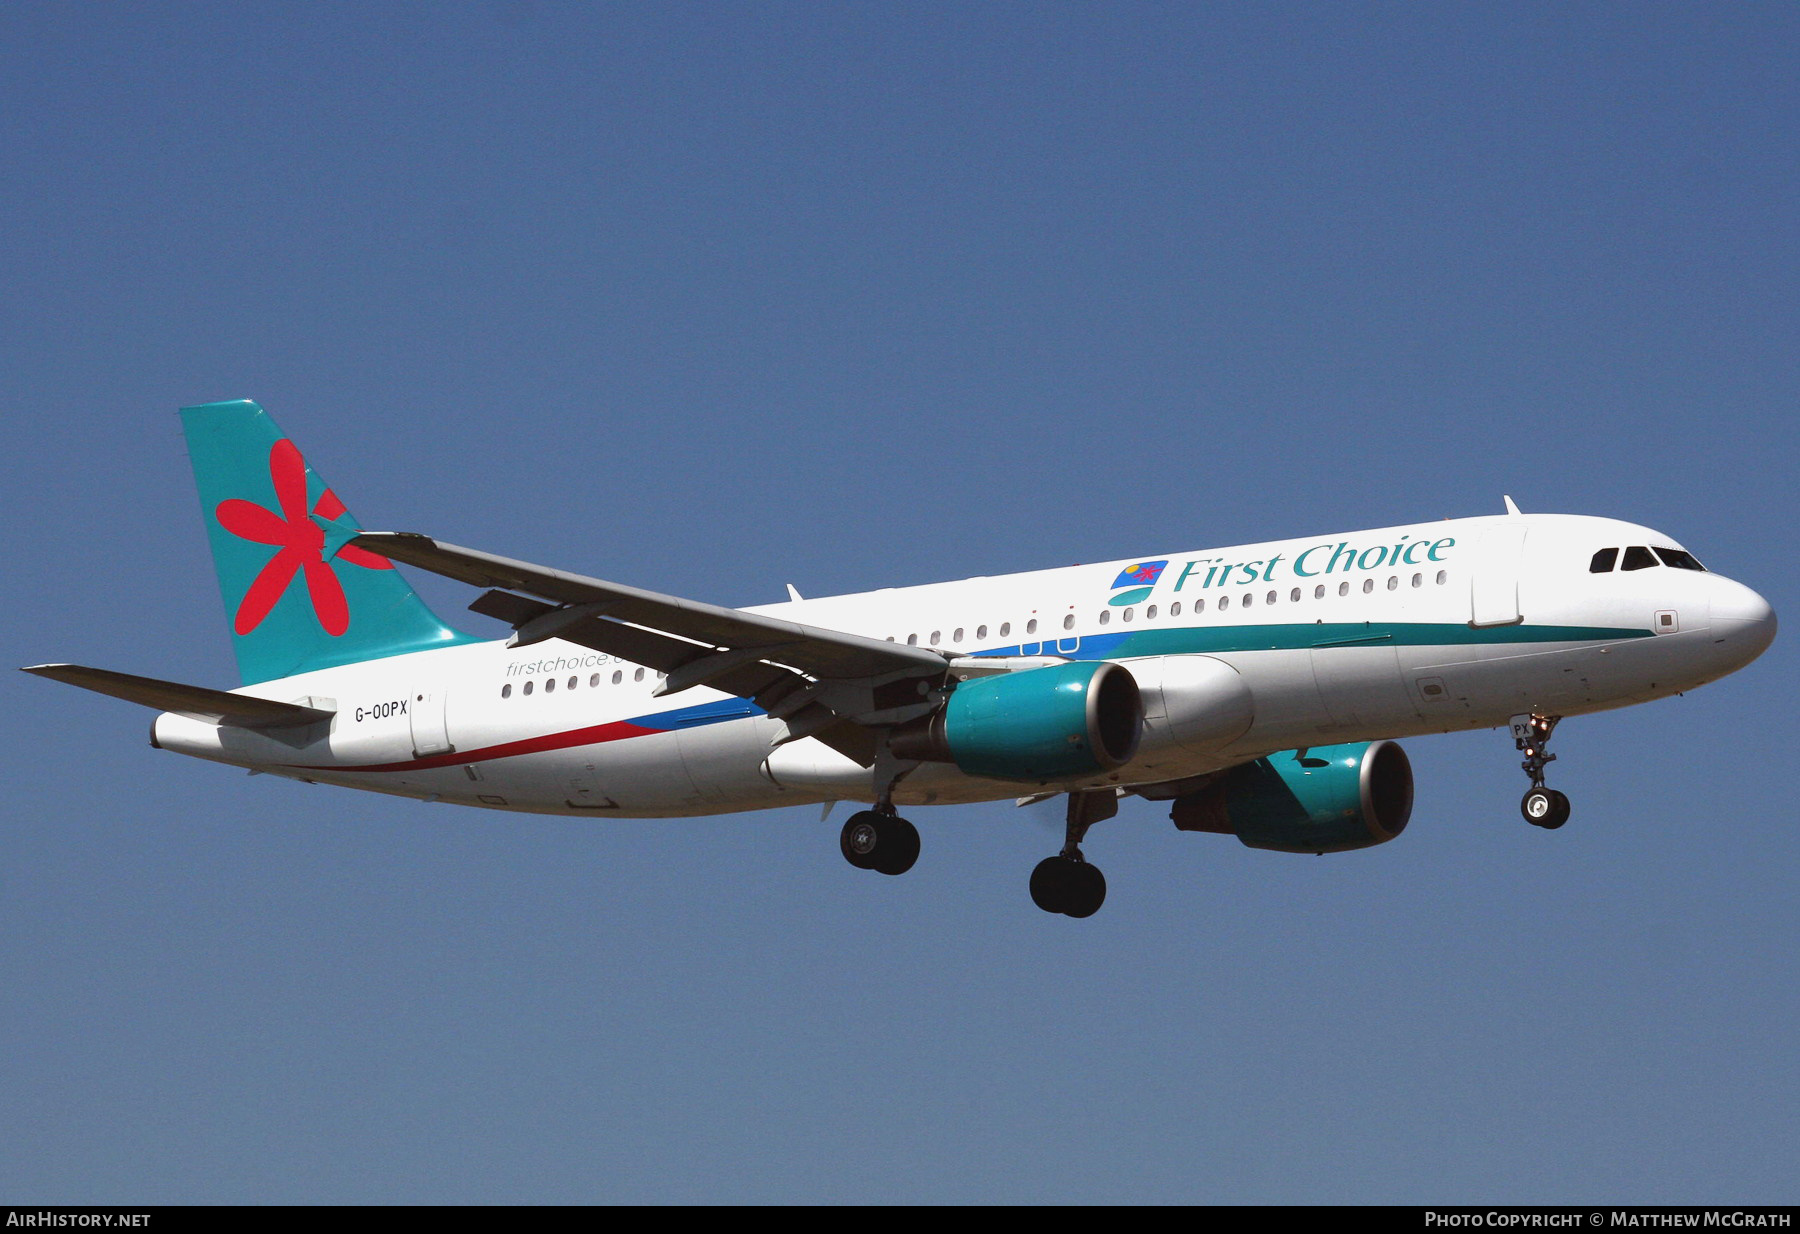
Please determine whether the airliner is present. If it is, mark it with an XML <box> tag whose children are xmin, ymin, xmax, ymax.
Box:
<box><xmin>25</xmin><ymin>401</ymin><xmax>1777</xmax><ymax>917</ymax></box>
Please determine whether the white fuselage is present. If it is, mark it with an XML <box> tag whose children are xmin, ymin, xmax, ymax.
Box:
<box><xmin>150</xmin><ymin>512</ymin><xmax>1776</xmax><ymax>817</ymax></box>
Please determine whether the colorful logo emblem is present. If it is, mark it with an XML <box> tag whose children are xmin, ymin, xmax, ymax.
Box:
<box><xmin>214</xmin><ymin>439</ymin><xmax>394</xmax><ymax>636</ymax></box>
<box><xmin>1108</xmin><ymin>560</ymin><xmax>1166</xmax><ymax>606</ymax></box>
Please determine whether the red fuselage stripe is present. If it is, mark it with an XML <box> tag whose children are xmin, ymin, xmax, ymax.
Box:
<box><xmin>291</xmin><ymin>719</ymin><xmax>665</xmax><ymax>773</ymax></box>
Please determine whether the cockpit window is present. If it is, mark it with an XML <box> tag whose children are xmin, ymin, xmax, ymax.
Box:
<box><xmin>1597</xmin><ymin>544</ymin><xmax>1706</xmax><ymax>573</ymax></box>
<box><xmin>1654</xmin><ymin>546</ymin><xmax>1706</xmax><ymax>572</ymax></box>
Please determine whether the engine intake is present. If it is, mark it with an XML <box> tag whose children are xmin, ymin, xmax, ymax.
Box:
<box><xmin>892</xmin><ymin>660</ymin><xmax>1142</xmax><ymax>783</ymax></box>
<box><xmin>1170</xmin><ymin>740</ymin><xmax>1413</xmax><ymax>853</ymax></box>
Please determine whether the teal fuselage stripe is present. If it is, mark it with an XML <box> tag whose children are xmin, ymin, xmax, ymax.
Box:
<box><xmin>970</xmin><ymin>622</ymin><xmax>1652</xmax><ymax>661</ymax></box>
<box><xmin>621</xmin><ymin>622</ymin><xmax>1649</xmax><ymax>732</ymax></box>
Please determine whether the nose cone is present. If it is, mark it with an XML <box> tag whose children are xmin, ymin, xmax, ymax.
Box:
<box><xmin>1711</xmin><ymin>578</ymin><xmax>1777</xmax><ymax>668</ymax></box>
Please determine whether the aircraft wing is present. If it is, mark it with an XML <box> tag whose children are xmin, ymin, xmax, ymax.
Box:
<box><xmin>352</xmin><ymin>532</ymin><xmax>952</xmax><ymax>766</ymax></box>
<box><xmin>22</xmin><ymin>664</ymin><xmax>335</xmax><ymax>729</ymax></box>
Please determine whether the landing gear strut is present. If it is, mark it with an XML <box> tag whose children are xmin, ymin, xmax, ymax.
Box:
<box><xmin>1511</xmin><ymin>713</ymin><xmax>1570</xmax><ymax>830</ymax></box>
<box><xmin>1030</xmin><ymin>790</ymin><xmax>1115</xmax><ymax>918</ymax></box>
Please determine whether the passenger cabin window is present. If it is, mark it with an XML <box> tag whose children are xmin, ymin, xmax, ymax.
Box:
<box><xmin>1590</xmin><ymin>547</ymin><xmax>1619</xmax><ymax>573</ymax></box>
<box><xmin>1098</xmin><ymin>610</ymin><xmax>1110</xmax><ymax>626</ymax></box>
<box><xmin>1026</xmin><ymin>619</ymin><xmax>1038</xmax><ymax>634</ymax></box>
<box><xmin>1146</xmin><ymin>605</ymin><xmax>1157</xmax><ymax>619</ymax></box>
<box><xmin>1000</xmin><ymin>622</ymin><xmax>1012</xmax><ymax>636</ymax></box>
<box><xmin>976</xmin><ymin>625</ymin><xmax>988</xmax><ymax>639</ymax></box>
<box><xmin>1062</xmin><ymin>614</ymin><xmax>1075</xmax><ymax>630</ymax></box>
<box><xmin>634</xmin><ymin>668</ymin><xmax>645</xmax><ymax>682</ymax></box>
<box><xmin>545</xmin><ymin>678</ymin><xmax>556</xmax><ymax>693</ymax></box>
<box><xmin>1656</xmin><ymin>546</ymin><xmax>1706</xmax><ymax>572</ymax></box>
<box><xmin>501</xmin><ymin>684</ymin><xmax>512</xmax><ymax>699</ymax></box>
<box><xmin>612</xmin><ymin>670</ymin><xmax>623</xmax><ymax>684</ymax></box>
<box><xmin>1621</xmin><ymin>546</ymin><xmax>1658</xmax><ymax>571</ymax></box>
<box><xmin>1172</xmin><ymin>601</ymin><xmax>1184</xmax><ymax>615</ymax></box>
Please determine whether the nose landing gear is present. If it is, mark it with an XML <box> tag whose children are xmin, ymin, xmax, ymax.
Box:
<box><xmin>1512</xmin><ymin>713</ymin><xmax>1570</xmax><ymax>829</ymax></box>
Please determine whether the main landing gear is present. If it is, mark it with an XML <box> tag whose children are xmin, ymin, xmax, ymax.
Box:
<box><xmin>840</xmin><ymin>746</ymin><xmax>923</xmax><ymax>877</ymax></box>
<box><xmin>1030</xmin><ymin>790</ymin><xmax>1116</xmax><ymax>918</ymax></box>
<box><xmin>840</xmin><ymin>809</ymin><xmax>920</xmax><ymax>876</ymax></box>
<box><xmin>1511</xmin><ymin>713</ymin><xmax>1571</xmax><ymax>830</ymax></box>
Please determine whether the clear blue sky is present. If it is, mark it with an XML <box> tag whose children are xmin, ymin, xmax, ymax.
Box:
<box><xmin>3</xmin><ymin>2</ymin><xmax>1795</xmax><ymax>1204</ymax></box>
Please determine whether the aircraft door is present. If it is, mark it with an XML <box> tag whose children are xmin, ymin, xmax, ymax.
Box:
<box><xmin>409</xmin><ymin>689</ymin><xmax>454</xmax><ymax>758</ymax></box>
<box><xmin>1469</xmin><ymin>523</ymin><xmax>1528</xmax><ymax>627</ymax></box>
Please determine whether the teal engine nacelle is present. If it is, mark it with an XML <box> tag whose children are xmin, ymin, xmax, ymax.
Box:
<box><xmin>891</xmin><ymin>661</ymin><xmax>1143</xmax><ymax>783</ymax></box>
<box><xmin>1170</xmin><ymin>741</ymin><xmax>1414</xmax><ymax>853</ymax></box>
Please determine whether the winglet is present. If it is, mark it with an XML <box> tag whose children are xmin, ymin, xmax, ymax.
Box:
<box><xmin>1503</xmin><ymin>495</ymin><xmax>1522</xmax><ymax>516</ymax></box>
<box><xmin>312</xmin><ymin>510</ymin><xmax>364</xmax><ymax>562</ymax></box>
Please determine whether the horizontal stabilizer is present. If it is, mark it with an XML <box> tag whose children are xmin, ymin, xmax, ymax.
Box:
<box><xmin>21</xmin><ymin>664</ymin><xmax>335</xmax><ymax>729</ymax></box>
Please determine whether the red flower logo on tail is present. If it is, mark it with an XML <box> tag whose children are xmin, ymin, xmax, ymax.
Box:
<box><xmin>215</xmin><ymin>439</ymin><xmax>393</xmax><ymax>636</ymax></box>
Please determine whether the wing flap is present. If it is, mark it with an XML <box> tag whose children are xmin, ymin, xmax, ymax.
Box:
<box><xmin>467</xmin><ymin>592</ymin><xmax>894</xmax><ymax>769</ymax></box>
<box><xmin>473</xmin><ymin>590</ymin><xmax>801</xmax><ymax>699</ymax></box>
<box><xmin>358</xmin><ymin>532</ymin><xmax>945</xmax><ymax>681</ymax></box>
<box><xmin>363</xmin><ymin>533</ymin><xmax>952</xmax><ymax>774</ymax></box>
<box><xmin>22</xmin><ymin>664</ymin><xmax>335</xmax><ymax>729</ymax></box>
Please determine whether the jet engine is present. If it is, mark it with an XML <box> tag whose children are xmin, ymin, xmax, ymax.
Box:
<box><xmin>891</xmin><ymin>660</ymin><xmax>1143</xmax><ymax>783</ymax></box>
<box><xmin>1170</xmin><ymin>740</ymin><xmax>1413</xmax><ymax>853</ymax></box>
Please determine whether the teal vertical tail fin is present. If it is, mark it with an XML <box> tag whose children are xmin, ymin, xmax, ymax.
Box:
<box><xmin>181</xmin><ymin>400</ymin><xmax>477</xmax><ymax>685</ymax></box>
